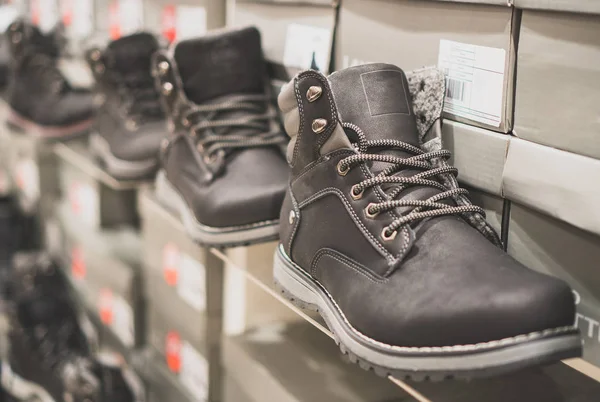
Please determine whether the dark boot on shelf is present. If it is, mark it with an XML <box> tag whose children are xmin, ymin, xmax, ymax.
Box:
<box><xmin>274</xmin><ymin>63</ymin><xmax>582</xmax><ymax>380</ymax></box>
<box><xmin>4</xmin><ymin>20</ymin><xmax>95</xmax><ymax>139</ymax></box>
<box><xmin>152</xmin><ymin>27</ymin><xmax>289</xmax><ymax>246</ymax></box>
<box><xmin>2</xmin><ymin>252</ymin><xmax>100</xmax><ymax>401</ymax></box>
<box><xmin>86</xmin><ymin>33</ymin><xmax>166</xmax><ymax>180</ymax></box>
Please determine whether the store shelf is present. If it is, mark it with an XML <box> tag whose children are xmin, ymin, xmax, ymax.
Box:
<box><xmin>53</xmin><ymin>141</ymin><xmax>151</xmax><ymax>191</ymax></box>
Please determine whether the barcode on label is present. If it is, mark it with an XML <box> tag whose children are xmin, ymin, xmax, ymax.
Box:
<box><xmin>445</xmin><ymin>78</ymin><xmax>466</xmax><ymax>102</ymax></box>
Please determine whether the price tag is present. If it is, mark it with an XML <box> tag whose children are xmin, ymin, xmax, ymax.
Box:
<box><xmin>118</xmin><ymin>0</ymin><xmax>143</xmax><ymax>37</ymax></box>
<box><xmin>31</xmin><ymin>0</ymin><xmax>60</xmax><ymax>33</ymax></box>
<box><xmin>70</xmin><ymin>246</ymin><xmax>86</xmax><ymax>280</ymax></box>
<box><xmin>59</xmin><ymin>0</ymin><xmax>72</xmax><ymax>26</ymax></box>
<box><xmin>161</xmin><ymin>244</ymin><xmax>206</xmax><ymax>311</ymax></box>
<box><xmin>109</xmin><ymin>1</ymin><xmax>120</xmax><ymax>39</ymax></box>
<box><xmin>99</xmin><ymin>288</ymin><xmax>134</xmax><ymax>347</ymax></box>
<box><xmin>162</xmin><ymin>5</ymin><xmax>206</xmax><ymax>43</ymax></box>
<box><xmin>70</xmin><ymin>0</ymin><xmax>93</xmax><ymax>37</ymax></box>
<box><xmin>165</xmin><ymin>331</ymin><xmax>181</xmax><ymax>373</ymax></box>
<box><xmin>179</xmin><ymin>341</ymin><xmax>208</xmax><ymax>401</ymax></box>
<box><xmin>283</xmin><ymin>23</ymin><xmax>331</xmax><ymax>72</ymax></box>
<box><xmin>68</xmin><ymin>182</ymin><xmax>99</xmax><ymax>228</ymax></box>
<box><xmin>15</xmin><ymin>158</ymin><xmax>39</xmax><ymax>203</ymax></box>
<box><xmin>178</xmin><ymin>254</ymin><xmax>206</xmax><ymax>312</ymax></box>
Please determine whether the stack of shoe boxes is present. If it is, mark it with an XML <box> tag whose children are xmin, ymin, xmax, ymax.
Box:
<box><xmin>138</xmin><ymin>190</ymin><xmax>224</xmax><ymax>402</ymax></box>
<box><xmin>231</xmin><ymin>0</ymin><xmax>338</xmax><ymax>84</ymax></box>
<box><xmin>508</xmin><ymin>2</ymin><xmax>600</xmax><ymax>367</ymax></box>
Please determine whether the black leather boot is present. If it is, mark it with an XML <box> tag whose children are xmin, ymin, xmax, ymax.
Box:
<box><xmin>5</xmin><ymin>20</ymin><xmax>95</xmax><ymax>139</ymax></box>
<box><xmin>152</xmin><ymin>27</ymin><xmax>288</xmax><ymax>246</ymax></box>
<box><xmin>2</xmin><ymin>253</ymin><xmax>100</xmax><ymax>401</ymax></box>
<box><xmin>274</xmin><ymin>63</ymin><xmax>582</xmax><ymax>380</ymax></box>
<box><xmin>87</xmin><ymin>33</ymin><xmax>166</xmax><ymax>180</ymax></box>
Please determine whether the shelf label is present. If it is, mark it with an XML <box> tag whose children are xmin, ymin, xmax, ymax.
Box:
<box><xmin>283</xmin><ymin>23</ymin><xmax>331</xmax><ymax>72</ymax></box>
<box><xmin>14</xmin><ymin>158</ymin><xmax>39</xmax><ymax>203</ymax></box>
<box><xmin>162</xmin><ymin>5</ymin><xmax>206</xmax><ymax>42</ymax></box>
<box><xmin>70</xmin><ymin>246</ymin><xmax>86</xmax><ymax>280</ymax></box>
<box><xmin>161</xmin><ymin>244</ymin><xmax>206</xmax><ymax>312</ymax></box>
<box><xmin>166</xmin><ymin>331</ymin><xmax>181</xmax><ymax>373</ymax></box>
<box><xmin>68</xmin><ymin>181</ymin><xmax>99</xmax><ymax>228</ymax></box>
<box><xmin>438</xmin><ymin>40</ymin><xmax>505</xmax><ymax>127</ymax></box>
<box><xmin>180</xmin><ymin>341</ymin><xmax>208</xmax><ymax>401</ymax></box>
<box><xmin>31</xmin><ymin>0</ymin><xmax>60</xmax><ymax>33</ymax></box>
<box><xmin>99</xmin><ymin>288</ymin><xmax>134</xmax><ymax>347</ymax></box>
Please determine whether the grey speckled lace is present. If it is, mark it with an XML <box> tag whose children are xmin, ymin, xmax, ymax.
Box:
<box><xmin>338</xmin><ymin>123</ymin><xmax>484</xmax><ymax>239</ymax></box>
<box><xmin>182</xmin><ymin>94</ymin><xmax>286</xmax><ymax>161</ymax></box>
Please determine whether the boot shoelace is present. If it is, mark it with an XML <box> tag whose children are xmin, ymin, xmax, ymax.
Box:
<box><xmin>337</xmin><ymin>123</ymin><xmax>484</xmax><ymax>241</ymax></box>
<box><xmin>119</xmin><ymin>74</ymin><xmax>163</xmax><ymax>120</ymax></box>
<box><xmin>182</xmin><ymin>94</ymin><xmax>286</xmax><ymax>162</ymax></box>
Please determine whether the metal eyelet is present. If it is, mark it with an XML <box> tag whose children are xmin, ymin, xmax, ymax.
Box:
<box><xmin>196</xmin><ymin>143</ymin><xmax>204</xmax><ymax>153</ymax></box>
<box><xmin>160</xmin><ymin>138</ymin><xmax>169</xmax><ymax>152</ymax></box>
<box><xmin>182</xmin><ymin>117</ymin><xmax>190</xmax><ymax>127</ymax></box>
<box><xmin>162</xmin><ymin>82</ymin><xmax>173</xmax><ymax>96</ymax></box>
<box><xmin>90</xmin><ymin>49</ymin><xmax>101</xmax><ymax>61</ymax></box>
<box><xmin>337</xmin><ymin>161</ymin><xmax>349</xmax><ymax>176</ymax></box>
<box><xmin>350</xmin><ymin>185</ymin><xmax>364</xmax><ymax>200</ymax></box>
<box><xmin>381</xmin><ymin>228</ymin><xmax>398</xmax><ymax>242</ymax></box>
<box><xmin>158</xmin><ymin>61</ymin><xmax>170</xmax><ymax>76</ymax></box>
<box><xmin>289</xmin><ymin>210</ymin><xmax>296</xmax><ymax>224</ymax></box>
<box><xmin>311</xmin><ymin>118</ymin><xmax>327</xmax><ymax>134</ymax></box>
<box><xmin>365</xmin><ymin>203</ymin><xmax>379</xmax><ymax>218</ymax></box>
<box><xmin>204</xmin><ymin>153</ymin><xmax>217</xmax><ymax>164</ymax></box>
<box><xmin>306</xmin><ymin>86</ymin><xmax>322</xmax><ymax>102</ymax></box>
<box><xmin>11</xmin><ymin>32</ymin><xmax>22</xmax><ymax>44</ymax></box>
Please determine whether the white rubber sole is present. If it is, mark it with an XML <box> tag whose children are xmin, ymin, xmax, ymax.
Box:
<box><xmin>89</xmin><ymin>133</ymin><xmax>158</xmax><ymax>180</ymax></box>
<box><xmin>1</xmin><ymin>361</ymin><xmax>55</xmax><ymax>402</ymax></box>
<box><xmin>155</xmin><ymin>170</ymin><xmax>279</xmax><ymax>247</ymax></box>
<box><xmin>273</xmin><ymin>245</ymin><xmax>583</xmax><ymax>381</ymax></box>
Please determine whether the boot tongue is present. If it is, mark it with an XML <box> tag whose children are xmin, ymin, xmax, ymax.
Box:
<box><xmin>107</xmin><ymin>33</ymin><xmax>158</xmax><ymax>75</ymax></box>
<box><xmin>328</xmin><ymin>63</ymin><xmax>420</xmax><ymax>146</ymax></box>
<box><xmin>174</xmin><ymin>27</ymin><xmax>266</xmax><ymax>104</ymax></box>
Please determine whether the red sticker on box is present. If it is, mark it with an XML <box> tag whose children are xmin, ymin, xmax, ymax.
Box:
<box><xmin>166</xmin><ymin>331</ymin><xmax>181</xmax><ymax>373</ymax></box>
<box><xmin>109</xmin><ymin>1</ymin><xmax>120</xmax><ymax>40</ymax></box>
<box><xmin>162</xmin><ymin>5</ymin><xmax>176</xmax><ymax>43</ymax></box>
<box><xmin>99</xmin><ymin>288</ymin><xmax>114</xmax><ymax>325</ymax></box>
<box><xmin>162</xmin><ymin>242</ymin><xmax>180</xmax><ymax>286</ymax></box>
<box><xmin>71</xmin><ymin>246</ymin><xmax>86</xmax><ymax>280</ymax></box>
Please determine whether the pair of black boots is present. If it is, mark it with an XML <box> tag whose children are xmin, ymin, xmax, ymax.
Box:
<box><xmin>146</xmin><ymin>27</ymin><xmax>582</xmax><ymax>380</ymax></box>
<box><xmin>2</xmin><ymin>253</ymin><xmax>144</xmax><ymax>402</ymax></box>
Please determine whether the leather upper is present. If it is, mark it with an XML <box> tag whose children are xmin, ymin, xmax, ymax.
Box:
<box><xmin>278</xmin><ymin>64</ymin><xmax>576</xmax><ymax>348</ymax></box>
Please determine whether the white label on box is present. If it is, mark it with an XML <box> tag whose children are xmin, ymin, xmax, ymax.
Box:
<box><xmin>36</xmin><ymin>0</ymin><xmax>60</xmax><ymax>33</ymax></box>
<box><xmin>69</xmin><ymin>182</ymin><xmax>99</xmax><ymax>228</ymax></box>
<box><xmin>71</xmin><ymin>0</ymin><xmax>94</xmax><ymax>37</ymax></box>
<box><xmin>177</xmin><ymin>254</ymin><xmax>206</xmax><ymax>312</ymax></box>
<box><xmin>15</xmin><ymin>159</ymin><xmax>39</xmax><ymax>202</ymax></box>
<box><xmin>283</xmin><ymin>24</ymin><xmax>331</xmax><ymax>72</ymax></box>
<box><xmin>176</xmin><ymin>6</ymin><xmax>206</xmax><ymax>40</ymax></box>
<box><xmin>119</xmin><ymin>0</ymin><xmax>143</xmax><ymax>36</ymax></box>
<box><xmin>0</xmin><ymin>5</ymin><xmax>19</xmax><ymax>32</ymax></box>
<box><xmin>179</xmin><ymin>341</ymin><xmax>208</xmax><ymax>401</ymax></box>
<box><xmin>438</xmin><ymin>40</ymin><xmax>505</xmax><ymax>128</ymax></box>
<box><xmin>112</xmin><ymin>295</ymin><xmax>134</xmax><ymax>347</ymax></box>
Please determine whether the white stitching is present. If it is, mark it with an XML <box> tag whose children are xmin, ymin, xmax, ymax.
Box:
<box><xmin>311</xmin><ymin>249</ymin><xmax>386</xmax><ymax>284</ymax></box>
<box><xmin>282</xmin><ymin>247</ymin><xmax>577</xmax><ymax>353</ymax></box>
<box><xmin>298</xmin><ymin>187</ymin><xmax>396</xmax><ymax>263</ymax></box>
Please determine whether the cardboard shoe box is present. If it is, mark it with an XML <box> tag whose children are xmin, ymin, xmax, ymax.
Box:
<box><xmin>443</xmin><ymin>120</ymin><xmax>509</xmax><ymax>196</ymax></box>
<box><xmin>514</xmin><ymin>0</ymin><xmax>600</xmax><ymax>15</ymax></box>
<box><xmin>336</xmin><ymin>0</ymin><xmax>518</xmax><ymax>133</ymax></box>
<box><xmin>514</xmin><ymin>10</ymin><xmax>600</xmax><ymax>160</ymax></box>
<box><xmin>507</xmin><ymin>203</ymin><xmax>600</xmax><ymax>368</ymax></box>
<box><xmin>56</xmin><ymin>204</ymin><xmax>144</xmax><ymax>355</ymax></box>
<box><xmin>232</xmin><ymin>0</ymin><xmax>338</xmax><ymax>82</ymax></box>
<box><xmin>502</xmin><ymin>137</ymin><xmax>600</xmax><ymax>237</ymax></box>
